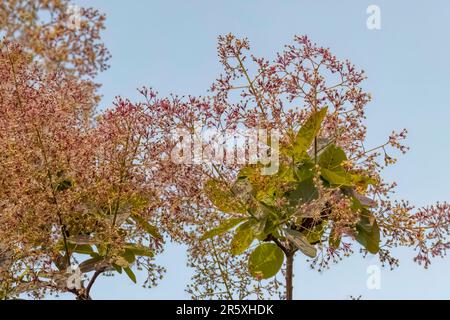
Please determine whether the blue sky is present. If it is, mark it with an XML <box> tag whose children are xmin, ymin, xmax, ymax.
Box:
<box><xmin>68</xmin><ymin>0</ymin><xmax>450</xmax><ymax>299</ymax></box>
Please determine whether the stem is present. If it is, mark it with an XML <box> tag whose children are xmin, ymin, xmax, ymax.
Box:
<box><xmin>285</xmin><ymin>253</ymin><xmax>294</xmax><ymax>300</ymax></box>
<box><xmin>266</xmin><ymin>235</ymin><xmax>295</xmax><ymax>300</ymax></box>
<box><xmin>210</xmin><ymin>240</ymin><xmax>233</xmax><ymax>300</ymax></box>
<box><xmin>234</xmin><ymin>54</ymin><xmax>267</xmax><ymax>118</ymax></box>
<box><xmin>84</xmin><ymin>268</ymin><xmax>105</xmax><ymax>299</ymax></box>
<box><xmin>314</xmin><ymin>137</ymin><xmax>318</xmax><ymax>164</ymax></box>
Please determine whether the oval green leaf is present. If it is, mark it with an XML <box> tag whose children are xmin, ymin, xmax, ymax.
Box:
<box><xmin>355</xmin><ymin>211</ymin><xmax>380</xmax><ymax>254</ymax></box>
<box><xmin>291</xmin><ymin>107</ymin><xmax>328</xmax><ymax>160</ymax></box>
<box><xmin>248</xmin><ymin>243</ymin><xmax>284</xmax><ymax>280</ymax></box>
<box><xmin>123</xmin><ymin>267</ymin><xmax>137</xmax><ymax>283</ymax></box>
<box><xmin>318</xmin><ymin>144</ymin><xmax>347</xmax><ymax>169</ymax></box>
<box><xmin>200</xmin><ymin>217</ymin><xmax>246</xmax><ymax>241</ymax></box>
<box><xmin>284</xmin><ymin>228</ymin><xmax>317</xmax><ymax>258</ymax></box>
<box><xmin>230</xmin><ymin>221</ymin><xmax>254</xmax><ymax>255</ymax></box>
<box><xmin>204</xmin><ymin>179</ymin><xmax>247</xmax><ymax>214</ymax></box>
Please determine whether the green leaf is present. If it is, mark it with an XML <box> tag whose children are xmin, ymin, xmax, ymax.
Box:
<box><xmin>284</xmin><ymin>228</ymin><xmax>317</xmax><ymax>258</ymax></box>
<box><xmin>112</xmin><ymin>264</ymin><xmax>123</xmax><ymax>274</ymax></box>
<box><xmin>355</xmin><ymin>211</ymin><xmax>380</xmax><ymax>254</ymax></box>
<box><xmin>320</xmin><ymin>168</ymin><xmax>354</xmax><ymax>187</ymax></box>
<box><xmin>248</xmin><ymin>243</ymin><xmax>284</xmax><ymax>280</ymax></box>
<box><xmin>73</xmin><ymin>244</ymin><xmax>94</xmax><ymax>255</ymax></box>
<box><xmin>200</xmin><ymin>217</ymin><xmax>246</xmax><ymax>241</ymax></box>
<box><xmin>65</xmin><ymin>242</ymin><xmax>94</xmax><ymax>255</ymax></box>
<box><xmin>131</xmin><ymin>215</ymin><xmax>163</xmax><ymax>241</ymax></box>
<box><xmin>79</xmin><ymin>256</ymin><xmax>104</xmax><ymax>273</ymax></box>
<box><xmin>329</xmin><ymin>228</ymin><xmax>341</xmax><ymax>249</ymax></box>
<box><xmin>238</xmin><ymin>165</ymin><xmax>260</xmax><ymax>179</ymax></box>
<box><xmin>237</xmin><ymin>165</ymin><xmax>262</xmax><ymax>188</ymax></box>
<box><xmin>123</xmin><ymin>249</ymin><xmax>136</xmax><ymax>263</ymax></box>
<box><xmin>95</xmin><ymin>244</ymin><xmax>107</xmax><ymax>256</ymax></box>
<box><xmin>115</xmin><ymin>248</ymin><xmax>136</xmax><ymax>268</ymax></box>
<box><xmin>255</xmin><ymin>217</ymin><xmax>278</xmax><ymax>241</ymax></box>
<box><xmin>251</xmin><ymin>217</ymin><xmax>267</xmax><ymax>239</ymax></box>
<box><xmin>114</xmin><ymin>256</ymin><xmax>130</xmax><ymax>268</ymax></box>
<box><xmin>230</xmin><ymin>221</ymin><xmax>254</xmax><ymax>255</ymax></box>
<box><xmin>295</xmin><ymin>161</ymin><xmax>315</xmax><ymax>182</ymax></box>
<box><xmin>291</xmin><ymin>107</ymin><xmax>328</xmax><ymax>159</ymax></box>
<box><xmin>278</xmin><ymin>164</ymin><xmax>298</xmax><ymax>182</ymax></box>
<box><xmin>67</xmin><ymin>235</ymin><xmax>98</xmax><ymax>245</ymax></box>
<box><xmin>204</xmin><ymin>179</ymin><xmax>247</xmax><ymax>214</ymax></box>
<box><xmin>249</xmin><ymin>212</ymin><xmax>280</xmax><ymax>241</ymax></box>
<box><xmin>285</xmin><ymin>178</ymin><xmax>318</xmax><ymax>207</ymax></box>
<box><xmin>317</xmin><ymin>144</ymin><xmax>354</xmax><ymax>187</ymax></box>
<box><xmin>124</xmin><ymin>244</ymin><xmax>153</xmax><ymax>257</ymax></box>
<box><xmin>318</xmin><ymin>145</ymin><xmax>347</xmax><ymax>169</ymax></box>
<box><xmin>255</xmin><ymin>187</ymin><xmax>276</xmax><ymax>206</ymax></box>
<box><xmin>351</xmin><ymin>174</ymin><xmax>377</xmax><ymax>191</ymax></box>
<box><xmin>305</xmin><ymin>221</ymin><xmax>327</xmax><ymax>244</ymax></box>
<box><xmin>123</xmin><ymin>267</ymin><xmax>137</xmax><ymax>283</ymax></box>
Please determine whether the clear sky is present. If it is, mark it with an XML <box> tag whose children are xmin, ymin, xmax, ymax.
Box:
<box><xmin>67</xmin><ymin>0</ymin><xmax>450</xmax><ymax>300</ymax></box>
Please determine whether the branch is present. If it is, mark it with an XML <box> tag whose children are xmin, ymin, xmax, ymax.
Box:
<box><xmin>85</xmin><ymin>268</ymin><xmax>106</xmax><ymax>299</ymax></box>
